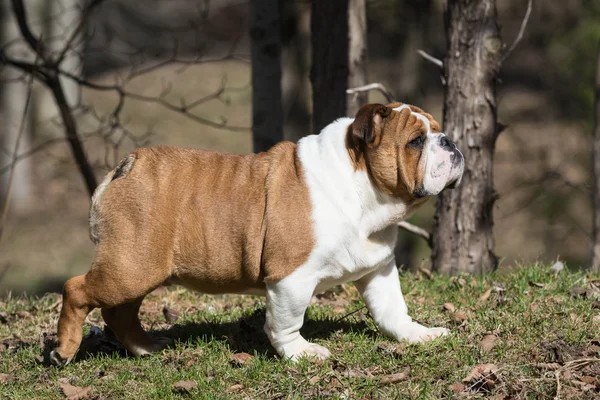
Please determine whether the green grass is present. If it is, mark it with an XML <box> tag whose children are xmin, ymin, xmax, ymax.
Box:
<box><xmin>1</xmin><ymin>264</ymin><xmax>600</xmax><ymax>399</ymax></box>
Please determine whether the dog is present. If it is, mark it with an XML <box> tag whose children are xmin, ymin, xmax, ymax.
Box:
<box><xmin>50</xmin><ymin>102</ymin><xmax>464</xmax><ymax>365</ymax></box>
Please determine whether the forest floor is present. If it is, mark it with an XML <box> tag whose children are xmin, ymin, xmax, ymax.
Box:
<box><xmin>1</xmin><ymin>264</ymin><xmax>600</xmax><ymax>399</ymax></box>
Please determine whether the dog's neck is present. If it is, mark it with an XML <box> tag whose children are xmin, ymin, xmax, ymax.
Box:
<box><xmin>298</xmin><ymin>118</ymin><xmax>411</xmax><ymax>237</ymax></box>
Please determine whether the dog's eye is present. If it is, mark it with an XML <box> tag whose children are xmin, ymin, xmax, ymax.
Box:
<box><xmin>407</xmin><ymin>135</ymin><xmax>424</xmax><ymax>148</ymax></box>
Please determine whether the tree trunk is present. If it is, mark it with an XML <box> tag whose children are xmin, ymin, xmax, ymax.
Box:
<box><xmin>311</xmin><ymin>0</ymin><xmax>348</xmax><ymax>134</ymax></box>
<box><xmin>0</xmin><ymin>0</ymin><xmax>37</xmax><ymax>211</ymax></box>
<box><xmin>431</xmin><ymin>0</ymin><xmax>501</xmax><ymax>275</ymax></box>
<box><xmin>592</xmin><ymin>43</ymin><xmax>600</xmax><ymax>272</ymax></box>
<box><xmin>394</xmin><ymin>0</ymin><xmax>432</xmax><ymax>102</ymax></box>
<box><xmin>249</xmin><ymin>0</ymin><xmax>283</xmax><ymax>152</ymax></box>
<box><xmin>281</xmin><ymin>0</ymin><xmax>311</xmax><ymax>143</ymax></box>
<box><xmin>347</xmin><ymin>0</ymin><xmax>367</xmax><ymax>117</ymax></box>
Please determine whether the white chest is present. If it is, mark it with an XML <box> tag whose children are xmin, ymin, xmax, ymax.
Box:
<box><xmin>296</xmin><ymin>120</ymin><xmax>407</xmax><ymax>290</ymax></box>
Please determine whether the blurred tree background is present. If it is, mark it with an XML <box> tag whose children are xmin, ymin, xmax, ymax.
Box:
<box><xmin>0</xmin><ymin>0</ymin><xmax>597</xmax><ymax>293</ymax></box>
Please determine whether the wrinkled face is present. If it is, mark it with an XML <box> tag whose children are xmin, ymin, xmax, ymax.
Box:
<box><xmin>347</xmin><ymin>102</ymin><xmax>464</xmax><ymax>201</ymax></box>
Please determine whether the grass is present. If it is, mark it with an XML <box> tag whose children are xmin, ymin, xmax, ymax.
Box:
<box><xmin>1</xmin><ymin>264</ymin><xmax>600</xmax><ymax>399</ymax></box>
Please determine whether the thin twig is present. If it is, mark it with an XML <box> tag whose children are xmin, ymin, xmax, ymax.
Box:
<box><xmin>9</xmin><ymin>0</ymin><xmax>46</xmax><ymax>61</ymax></box>
<box><xmin>562</xmin><ymin>358</ymin><xmax>600</xmax><ymax>368</ymax></box>
<box><xmin>501</xmin><ymin>0</ymin><xmax>533</xmax><ymax>63</ymax></box>
<box><xmin>0</xmin><ymin>52</ymin><xmax>250</xmax><ymax>132</ymax></box>
<box><xmin>55</xmin><ymin>0</ymin><xmax>106</xmax><ymax>64</ymax></box>
<box><xmin>417</xmin><ymin>49</ymin><xmax>443</xmax><ymax>69</ymax></box>
<box><xmin>554</xmin><ymin>369</ymin><xmax>561</xmax><ymax>400</ymax></box>
<box><xmin>347</xmin><ymin>83</ymin><xmax>395</xmax><ymax>103</ymax></box>
<box><xmin>398</xmin><ymin>221</ymin><xmax>431</xmax><ymax>244</ymax></box>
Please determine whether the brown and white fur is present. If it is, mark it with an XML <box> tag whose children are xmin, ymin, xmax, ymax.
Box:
<box><xmin>50</xmin><ymin>103</ymin><xmax>464</xmax><ymax>365</ymax></box>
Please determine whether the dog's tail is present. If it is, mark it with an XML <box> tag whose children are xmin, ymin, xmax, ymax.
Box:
<box><xmin>89</xmin><ymin>153</ymin><xmax>136</xmax><ymax>244</ymax></box>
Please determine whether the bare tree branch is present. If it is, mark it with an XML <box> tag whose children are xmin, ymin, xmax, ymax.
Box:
<box><xmin>417</xmin><ymin>49</ymin><xmax>443</xmax><ymax>69</ymax></box>
<box><xmin>55</xmin><ymin>0</ymin><xmax>106</xmax><ymax>64</ymax></box>
<box><xmin>347</xmin><ymin>83</ymin><xmax>395</xmax><ymax>103</ymax></box>
<box><xmin>48</xmin><ymin>78</ymin><xmax>98</xmax><ymax>195</ymax></box>
<box><xmin>500</xmin><ymin>0</ymin><xmax>533</xmax><ymax>64</ymax></box>
<box><xmin>398</xmin><ymin>221</ymin><xmax>431</xmax><ymax>244</ymax></box>
<box><xmin>8</xmin><ymin>0</ymin><xmax>98</xmax><ymax>196</ymax></box>
<box><xmin>2</xmin><ymin>0</ymin><xmax>250</xmax><ymax>201</ymax></box>
<box><xmin>10</xmin><ymin>0</ymin><xmax>48</xmax><ymax>61</ymax></box>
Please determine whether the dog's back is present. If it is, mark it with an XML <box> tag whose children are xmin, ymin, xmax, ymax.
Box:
<box><xmin>87</xmin><ymin>144</ymin><xmax>313</xmax><ymax>293</ymax></box>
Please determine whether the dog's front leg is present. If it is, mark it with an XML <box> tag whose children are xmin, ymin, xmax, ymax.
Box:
<box><xmin>265</xmin><ymin>275</ymin><xmax>330</xmax><ymax>361</ymax></box>
<box><xmin>355</xmin><ymin>260</ymin><xmax>448</xmax><ymax>343</ymax></box>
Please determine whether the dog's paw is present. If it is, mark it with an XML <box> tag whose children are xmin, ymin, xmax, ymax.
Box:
<box><xmin>286</xmin><ymin>342</ymin><xmax>331</xmax><ymax>362</ymax></box>
<box><xmin>49</xmin><ymin>350</ymin><xmax>71</xmax><ymax>367</ymax></box>
<box><xmin>402</xmin><ymin>323</ymin><xmax>449</xmax><ymax>344</ymax></box>
<box><xmin>297</xmin><ymin>343</ymin><xmax>331</xmax><ymax>360</ymax></box>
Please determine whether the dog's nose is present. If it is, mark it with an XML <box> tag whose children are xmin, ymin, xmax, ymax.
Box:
<box><xmin>439</xmin><ymin>136</ymin><xmax>455</xmax><ymax>151</ymax></box>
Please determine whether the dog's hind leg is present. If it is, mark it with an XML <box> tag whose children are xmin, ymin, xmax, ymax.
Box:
<box><xmin>51</xmin><ymin>256</ymin><xmax>171</xmax><ymax>365</ymax></box>
<box><xmin>50</xmin><ymin>274</ymin><xmax>97</xmax><ymax>366</ymax></box>
<box><xmin>101</xmin><ymin>297</ymin><xmax>172</xmax><ymax>357</ymax></box>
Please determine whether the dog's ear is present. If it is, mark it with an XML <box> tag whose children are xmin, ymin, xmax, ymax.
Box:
<box><xmin>352</xmin><ymin>104</ymin><xmax>392</xmax><ymax>146</ymax></box>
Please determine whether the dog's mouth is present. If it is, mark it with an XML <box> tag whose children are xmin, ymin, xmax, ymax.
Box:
<box><xmin>446</xmin><ymin>178</ymin><xmax>459</xmax><ymax>189</ymax></box>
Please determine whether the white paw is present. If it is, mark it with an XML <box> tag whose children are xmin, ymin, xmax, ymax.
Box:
<box><xmin>402</xmin><ymin>323</ymin><xmax>449</xmax><ymax>344</ymax></box>
<box><xmin>285</xmin><ymin>342</ymin><xmax>331</xmax><ymax>362</ymax></box>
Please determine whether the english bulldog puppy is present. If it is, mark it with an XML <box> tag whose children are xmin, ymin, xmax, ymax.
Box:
<box><xmin>50</xmin><ymin>102</ymin><xmax>464</xmax><ymax>365</ymax></box>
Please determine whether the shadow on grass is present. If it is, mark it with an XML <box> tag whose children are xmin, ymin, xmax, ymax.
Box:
<box><xmin>41</xmin><ymin>307</ymin><xmax>376</xmax><ymax>364</ymax></box>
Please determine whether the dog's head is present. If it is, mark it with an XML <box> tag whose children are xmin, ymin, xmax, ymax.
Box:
<box><xmin>348</xmin><ymin>102</ymin><xmax>464</xmax><ymax>201</ymax></box>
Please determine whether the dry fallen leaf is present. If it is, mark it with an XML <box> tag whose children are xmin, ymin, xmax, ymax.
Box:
<box><xmin>378</xmin><ymin>368</ymin><xmax>409</xmax><ymax>385</ymax></box>
<box><xmin>16</xmin><ymin>310</ymin><xmax>31</xmax><ymax>319</ymax></box>
<box><xmin>375</xmin><ymin>342</ymin><xmax>405</xmax><ymax>356</ymax></box>
<box><xmin>478</xmin><ymin>288</ymin><xmax>492</xmax><ymax>305</ymax></box>
<box><xmin>337</xmin><ymin>368</ymin><xmax>372</xmax><ymax>379</ymax></box>
<box><xmin>172</xmin><ymin>380</ymin><xmax>197</xmax><ymax>392</ymax></box>
<box><xmin>443</xmin><ymin>303</ymin><xmax>456</xmax><ymax>313</ymax></box>
<box><xmin>58</xmin><ymin>382</ymin><xmax>92</xmax><ymax>400</ymax></box>
<box><xmin>580</xmin><ymin>376</ymin><xmax>596</xmax><ymax>385</ymax></box>
<box><xmin>308</xmin><ymin>375</ymin><xmax>320</xmax><ymax>386</ymax></box>
<box><xmin>226</xmin><ymin>383</ymin><xmax>244</xmax><ymax>393</ymax></box>
<box><xmin>569</xmin><ymin>286</ymin><xmax>587</xmax><ymax>298</ymax></box>
<box><xmin>453</xmin><ymin>311</ymin><xmax>468</xmax><ymax>322</ymax></box>
<box><xmin>230</xmin><ymin>352</ymin><xmax>254</xmax><ymax>367</ymax></box>
<box><xmin>571</xmin><ymin>380</ymin><xmax>595</xmax><ymax>391</ymax></box>
<box><xmin>582</xmin><ymin>344</ymin><xmax>600</xmax><ymax>356</ymax></box>
<box><xmin>480</xmin><ymin>334</ymin><xmax>500</xmax><ymax>352</ymax></box>
<box><xmin>449</xmin><ymin>382</ymin><xmax>466</xmax><ymax>393</ymax></box>
<box><xmin>462</xmin><ymin>363</ymin><xmax>499</xmax><ymax>383</ymax></box>
<box><xmin>0</xmin><ymin>373</ymin><xmax>15</xmax><ymax>384</ymax></box>
<box><xmin>419</xmin><ymin>267</ymin><xmax>432</xmax><ymax>279</ymax></box>
<box><xmin>162</xmin><ymin>305</ymin><xmax>179</xmax><ymax>324</ymax></box>
<box><xmin>529</xmin><ymin>281</ymin><xmax>545</xmax><ymax>289</ymax></box>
